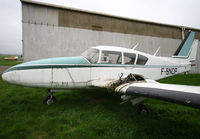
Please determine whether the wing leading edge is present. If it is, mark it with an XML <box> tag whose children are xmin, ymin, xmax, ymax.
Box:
<box><xmin>116</xmin><ymin>81</ymin><xmax>200</xmax><ymax>108</ymax></box>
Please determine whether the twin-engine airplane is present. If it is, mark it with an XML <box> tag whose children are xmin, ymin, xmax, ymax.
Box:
<box><xmin>2</xmin><ymin>31</ymin><xmax>200</xmax><ymax>112</ymax></box>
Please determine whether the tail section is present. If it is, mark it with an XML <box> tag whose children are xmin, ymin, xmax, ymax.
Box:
<box><xmin>173</xmin><ymin>30</ymin><xmax>198</xmax><ymax>62</ymax></box>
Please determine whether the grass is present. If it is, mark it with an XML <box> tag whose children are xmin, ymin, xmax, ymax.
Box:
<box><xmin>0</xmin><ymin>55</ymin><xmax>22</xmax><ymax>66</ymax></box>
<box><xmin>159</xmin><ymin>74</ymin><xmax>200</xmax><ymax>86</ymax></box>
<box><xmin>0</xmin><ymin>59</ymin><xmax>200</xmax><ymax>138</ymax></box>
<box><xmin>0</xmin><ymin>75</ymin><xmax>200</xmax><ymax>138</ymax></box>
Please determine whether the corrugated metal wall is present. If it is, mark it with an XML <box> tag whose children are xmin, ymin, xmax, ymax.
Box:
<box><xmin>21</xmin><ymin>1</ymin><xmax>200</xmax><ymax>73</ymax></box>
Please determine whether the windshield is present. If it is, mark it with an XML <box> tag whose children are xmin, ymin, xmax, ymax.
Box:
<box><xmin>81</xmin><ymin>48</ymin><xmax>99</xmax><ymax>63</ymax></box>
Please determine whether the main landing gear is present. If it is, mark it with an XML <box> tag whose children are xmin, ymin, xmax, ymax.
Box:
<box><xmin>121</xmin><ymin>96</ymin><xmax>150</xmax><ymax>114</ymax></box>
<box><xmin>136</xmin><ymin>104</ymin><xmax>149</xmax><ymax>115</ymax></box>
<box><xmin>43</xmin><ymin>89</ymin><xmax>56</xmax><ymax>105</ymax></box>
<box><xmin>131</xmin><ymin>98</ymin><xmax>149</xmax><ymax>114</ymax></box>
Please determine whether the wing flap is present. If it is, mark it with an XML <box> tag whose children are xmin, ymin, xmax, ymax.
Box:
<box><xmin>117</xmin><ymin>82</ymin><xmax>200</xmax><ymax>108</ymax></box>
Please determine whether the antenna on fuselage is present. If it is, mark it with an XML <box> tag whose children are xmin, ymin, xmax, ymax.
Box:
<box><xmin>132</xmin><ymin>43</ymin><xmax>139</xmax><ymax>50</ymax></box>
<box><xmin>153</xmin><ymin>47</ymin><xmax>160</xmax><ymax>56</ymax></box>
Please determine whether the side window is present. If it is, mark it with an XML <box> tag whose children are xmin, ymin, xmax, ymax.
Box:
<box><xmin>101</xmin><ymin>51</ymin><xmax>122</xmax><ymax>64</ymax></box>
<box><xmin>124</xmin><ymin>53</ymin><xmax>136</xmax><ymax>64</ymax></box>
<box><xmin>136</xmin><ymin>54</ymin><xmax>148</xmax><ymax>65</ymax></box>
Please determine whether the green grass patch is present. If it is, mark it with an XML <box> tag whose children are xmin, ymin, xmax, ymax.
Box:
<box><xmin>0</xmin><ymin>55</ymin><xmax>22</xmax><ymax>66</ymax></box>
<box><xmin>0</xmin><ymin>74</ymin><xmax>200</xmax><ymax>138</ymax></box>
<box><xmin>159</xmin><ymin>74</ymin><xmax>200</xmax><ymax>86</ymax></box>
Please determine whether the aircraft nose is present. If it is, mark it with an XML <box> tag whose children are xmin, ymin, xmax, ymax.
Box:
<box><xmin>2</xmin><ymin>71</ymin><xmax>9</xmax><ymax>82</ymax></box>
<box><xmin>2</xmin><ymin>67</ymin><xmax>18</xmax><ymax>84</ymax></box>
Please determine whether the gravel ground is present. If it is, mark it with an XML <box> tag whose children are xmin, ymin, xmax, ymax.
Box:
<box><xmin>0</xmin><ymin>66</ymin><xmax>11</xmax><ymax>74</ymax></box>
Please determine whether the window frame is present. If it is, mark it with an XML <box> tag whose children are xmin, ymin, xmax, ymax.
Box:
<box><xmin>136</xmin><ymin>54</ymin><xmax>148</xmax><ymax>65</ymax></box>
<box><xmin>123</xmin><ymin>52</ymin><xmax>137</xmax><ymax>65</ymax></box>
<box><xmin>100</xmin><ymin>50</ymin><xmax>122</xmax><ymax>64</ymax></box>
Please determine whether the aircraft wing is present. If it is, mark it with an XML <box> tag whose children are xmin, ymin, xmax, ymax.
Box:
<box><xmin>115</xmin><ymin>79</ymin><xmax>200</xmax><ymax>108</ymax></box>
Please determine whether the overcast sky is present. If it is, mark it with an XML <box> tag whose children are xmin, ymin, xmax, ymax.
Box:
<box><xmin>0</xmin><ymin>0</ymin><xmax>200</xmax><ymax>55</ymax></box>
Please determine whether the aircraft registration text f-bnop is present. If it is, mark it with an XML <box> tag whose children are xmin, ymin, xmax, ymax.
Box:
<box><xmin>161</xmin><ymin>68</ymin><xmax>178</xmax><ymax>75</ymax></box>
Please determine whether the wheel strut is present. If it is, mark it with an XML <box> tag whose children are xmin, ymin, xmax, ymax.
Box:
<box><xmin>43</xmin><ymin>89</ymin><xmax>56</xmax><ymax>105</ymax></box>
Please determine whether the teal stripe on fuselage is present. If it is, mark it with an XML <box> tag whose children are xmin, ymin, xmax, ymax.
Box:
<box><xmin>4</xmin><ymin>56</ymin><xmax>89</xmax><ymax>73</ymax></box>
<box><xmin>4</xmin><ymin>63</ymin><xmax>183</xmax><ymax>73</ymax></box>
<box><xmin>19</xmin><ymin>56</ymin><xmax>89</xmax><ymax>66</ymax></box>
<box><xmin>3</xmin><ymin>55</ymin><xmax>184</xmax><ymax>73</ymax></box>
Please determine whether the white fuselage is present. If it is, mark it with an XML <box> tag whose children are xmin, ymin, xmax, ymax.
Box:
<box><xmin>2</xmin><ymin>46</ymin><xmax>191</xmax><ymax>89</ymax></box>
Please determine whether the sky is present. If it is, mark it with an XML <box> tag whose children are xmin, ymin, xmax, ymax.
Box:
<box><xmin>0</xmin><ymin>0</ymin><xmax>200</xmax><ymax>55</ymax></box>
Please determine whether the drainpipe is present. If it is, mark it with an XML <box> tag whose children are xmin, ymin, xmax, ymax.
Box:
<box><xmin>181</xmin><ymin>27</ymin><xmax>185</xmax><ymax>40</ymax></box>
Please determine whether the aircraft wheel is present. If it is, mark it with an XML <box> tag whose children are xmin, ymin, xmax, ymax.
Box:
<box><xmin>43</xmin><ymin>95</ymin><xmax>56</xmax><ymax>105</ymax></box>
<box><xmin>136</xmin><ymin>104</ymin><xmax>149</xmax><ymax>115</ymax></box>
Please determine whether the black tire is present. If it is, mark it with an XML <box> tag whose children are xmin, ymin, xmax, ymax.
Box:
<box><xmin>43</xmin><ymin>95</ymin><xmax>56</xmax><ymax>105</ymax></box>
<box><xmin>43</xmin><ymin>95</ymin><xmax>51</xmax><ymax>104</ymax></box>
<box><xmin>51</xmin><ymin>96</ymin><xmax>57</xmax><ymax>103</ymax></box>
<box><xmin>136</xmin><ymin>104</ymin><xmax>149</xmax><ymax>115</ymax></box>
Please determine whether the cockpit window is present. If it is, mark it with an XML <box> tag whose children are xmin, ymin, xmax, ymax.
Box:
<box><xmin>124</xmin><ymin>53</ymin><xmax>136</xmax><ymax>64</ymax></box>
<box><xmin>101</xmin><ymin>51</ymin><xmax>122</xmax><ymax>64</ymax></box>
<box><xmin>136</xmin><ymin>54</ymin><xmax>148</xmax><ymax>65</ymax></box>
<box><xmin>81</xmin><ymin>48</ymin><xmax>99</xmax><ymax>63</ymax></box>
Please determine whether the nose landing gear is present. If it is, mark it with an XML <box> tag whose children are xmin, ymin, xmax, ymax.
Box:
<box><xmin>43</xmin><ymin>89</ymin><xmax>56</xmax><ymax>105</ymax></box>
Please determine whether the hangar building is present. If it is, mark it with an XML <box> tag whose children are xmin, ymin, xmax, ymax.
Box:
<box><xmin>21</xmin><ymin>0</ymin><xmax>200</xmax><ymax>73</ymax></box>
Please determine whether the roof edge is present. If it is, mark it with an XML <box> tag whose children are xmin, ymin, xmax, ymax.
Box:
<box><xmin>20</xmin><ymin>0</ymin><xmax>200</xmax><ymax>31</ymax></box>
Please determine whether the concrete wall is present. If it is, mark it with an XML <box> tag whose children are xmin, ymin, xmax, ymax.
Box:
<box><xmin>21</xmin><ymin>1</ymin><xmax>200</xmax><ymax>73</ymax></box>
